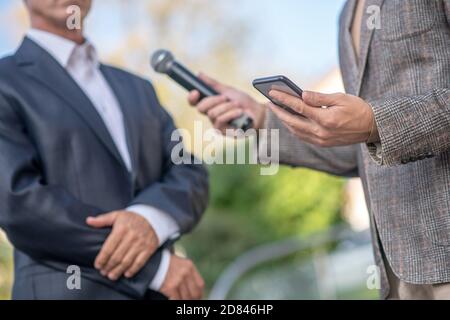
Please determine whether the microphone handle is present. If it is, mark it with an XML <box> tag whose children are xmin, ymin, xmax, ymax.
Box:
<box><xmin>168</xmin><ymin>62</ymin><xmax>254</xmax><ymax>131</ymax></box>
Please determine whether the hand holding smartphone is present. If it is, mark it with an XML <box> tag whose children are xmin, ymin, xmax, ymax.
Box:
<box><xmin>252</xmin><ymin>75</ymin><xmax>304</xmax><ymax>116</ymax></box>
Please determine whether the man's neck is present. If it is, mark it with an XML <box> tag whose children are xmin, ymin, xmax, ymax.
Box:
<box><xmin>30</xmin><ymin>17</ymin><xmax>85</xmax><ymax>45</ymax></box>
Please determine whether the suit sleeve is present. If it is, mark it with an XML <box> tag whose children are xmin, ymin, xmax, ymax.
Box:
<box><xmin>129</xmin><ymin>82</ymin><xmax>209</xmax><ymax>236</ymax></box>
<box><xmin>367</xmin><ymin>88</ymin><xmax>450</xmax><ymax>166</ymax></box>
<box><xmin>260</xmin><ymin>109</ymin><xmax>359</xmax><ymax>177</ymax></box>
<box><xmin>0</xmin><ymin>93</ymin><xmax>161</xmax><ymax>299</ymax></box>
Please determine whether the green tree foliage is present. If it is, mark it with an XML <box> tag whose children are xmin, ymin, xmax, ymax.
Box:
<box><xmin>181</xmin><ymin>161</ymin><xmax>344</xmax><ymax>290</ymax></box>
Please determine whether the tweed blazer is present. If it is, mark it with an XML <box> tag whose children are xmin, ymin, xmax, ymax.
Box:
<box><xmin>261</xmin><ymin>0</ymin><xmax>450</xmax><ymax>298</ymax></box>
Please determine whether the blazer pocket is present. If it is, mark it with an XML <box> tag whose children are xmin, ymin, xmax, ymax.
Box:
<box><xmin>379</xmin><ymin>0</ymin><xmax>440</xmax><ymax>42</ymax></box>
<box><xmin>423</xmin><ymin>212</ymin><xmax>450</xmax><ymax>247</ymax></box>
<box><xmin>420</xmin><ymin>158</ymin><xmax>450</xmax><ymax>246</ymax></box>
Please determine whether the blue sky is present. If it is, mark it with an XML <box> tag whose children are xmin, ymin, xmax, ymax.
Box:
<box><xmin>0</xmin><ymin>0</ymin><xmax>346</xmax><ymax>84</ymax></box>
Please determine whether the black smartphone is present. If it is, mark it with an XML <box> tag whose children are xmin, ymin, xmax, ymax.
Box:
<box><xmin>253</xmin><ymin>75</ymin><xmax>304</xmax><ymax>116</ymax></box>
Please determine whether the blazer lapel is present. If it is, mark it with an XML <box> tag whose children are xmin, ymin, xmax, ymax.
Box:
<box><xmin>100</xmin><ymin>65</ymin><xmax>139</xmax><ymax>179</ymax></box>
<box><xmin>339</xmin><ymin>0</ymin><xmax>359</xmax><ymax>95</ymax></box>
<box><xmin>15</xmin><ymin>38</ymin><xmax>127</xmax><ymax>170</ymax></box>
<box><xmin>355</xmin><ymin>0</ymin><xmax>385</xmax><ymax>95</ymax></box>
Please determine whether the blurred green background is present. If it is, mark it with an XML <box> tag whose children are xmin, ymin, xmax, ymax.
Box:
<box><xmin>0</xmin><ymin>0</ymin><xmax>376</xmax><ymax>300</ymax></box>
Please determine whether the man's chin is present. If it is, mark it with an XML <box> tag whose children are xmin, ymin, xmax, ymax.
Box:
<box><xmin>64</xmin><ymin>0</ymin><xmax>92</xmax><ymax>12</ymax></box>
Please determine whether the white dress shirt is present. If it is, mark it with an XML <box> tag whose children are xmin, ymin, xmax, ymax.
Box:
<box><xmin>27</xmin><ymin>29</ymin><xmax>178</xmax><ymax>290</ymax></box>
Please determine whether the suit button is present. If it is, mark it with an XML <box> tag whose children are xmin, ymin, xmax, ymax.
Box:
<box><xmin>426</xmin><ymin>152</ymin><xmax>434</xmax><ymax>158</ymax></box>
<box><xmin>417</xmin><ymin>154</ymin><xmax>426</xmax><ymax>160</ymax></box>
<box><xmin>410</xmin><ymin>157</ymin><xmax>417</xmax><ymax>162</ymax></box>
<box><xmin>401</xmin><ymin>159</ymin><xmax>409</xmax><ymax>164</ymax></box>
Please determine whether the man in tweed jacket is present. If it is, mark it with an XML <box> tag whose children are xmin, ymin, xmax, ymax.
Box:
<box><xmin>188</xmin><ymin>0</ymin><xmax>450</xmax><ymax>299</ymax></box>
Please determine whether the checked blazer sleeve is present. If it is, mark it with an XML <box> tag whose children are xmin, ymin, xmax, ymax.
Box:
<box><xmin>367</xmin><ymin>88</ymin><xmax>450</xmax><ymax>166</ymax></box>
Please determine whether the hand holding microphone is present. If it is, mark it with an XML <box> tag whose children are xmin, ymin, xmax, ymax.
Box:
<box><xmin>151</xmin><ymin>50</ymin><xmax>257</xmax><ymax>132</ymax></box>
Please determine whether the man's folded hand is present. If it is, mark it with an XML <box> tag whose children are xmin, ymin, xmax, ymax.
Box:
<box><xmin>86</xmin><ymin>210</ymin><xmax>159</xmax><ymax>281</ymax></box>
<box><xmin>160</xmin><ymin>255</ymin><xmax>205</xmax><ymax>300</ymax></box>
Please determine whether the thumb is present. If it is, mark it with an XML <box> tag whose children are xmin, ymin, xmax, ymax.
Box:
<box><xmin>199</xmin><ymin>73</ymin><xmax>227</xmax><ymax>93</ymax></box>
<box><xmin>302</xmin><ymin>91</ymin><xmax>339</xmax><ymax>107</ymax></box>
<box><xmin>86</xmin><ymin>212</ymin><xmax>118</xmax><ymax>228</ymax></box>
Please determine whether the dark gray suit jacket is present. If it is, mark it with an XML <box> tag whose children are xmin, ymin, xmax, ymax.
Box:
<box><xmin>261</xmin><ymin>0</ymin><xmax>449</xmax><ymax>298</ymax></box>
<box><xmin>0</xmin><ymin>38</ymin><xmax>209</xmax><ymax>299</ymax></box>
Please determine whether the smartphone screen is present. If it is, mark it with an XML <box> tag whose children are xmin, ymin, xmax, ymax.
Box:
<box><xmin>253</xmin><ymin>76</ymin><xmax>304</xmax><ymax>116</ymax></box>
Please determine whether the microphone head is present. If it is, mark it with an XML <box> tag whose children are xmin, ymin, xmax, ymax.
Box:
<box><xmin>151</xmin><ymin>49</ymin><xmax>175</xmax><ymax>74</ymax></box>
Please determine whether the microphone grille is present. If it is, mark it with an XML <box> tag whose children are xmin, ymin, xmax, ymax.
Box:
<box><xmin>151</xmin><ymin>49</ymin><xmax>175</xmax><ymax>74</ymax></box>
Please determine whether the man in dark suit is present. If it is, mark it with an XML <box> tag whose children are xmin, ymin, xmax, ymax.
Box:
<box><xmin>0</xmin><ymin>0</ymin><xmax>208</xmax><ymax>300</ymax></box>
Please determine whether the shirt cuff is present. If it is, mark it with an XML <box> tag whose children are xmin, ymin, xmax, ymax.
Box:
<box><xmin>127</xmin><ymin>204</ymin><xmax>180</xmax><ymax>245</ymax></box>
<box><xmin>149</xmin><ymin>249</ymin><xmax>171</xmax><ymax>291</ymax></box>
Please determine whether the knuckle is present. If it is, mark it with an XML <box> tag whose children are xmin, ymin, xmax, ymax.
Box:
<box><xmin>317</xmin><ymin>138</ymin><xmax>330</xmax><ymax>147</ymax></box>
<box><xmin>136</xmin><ymin>258</ymin><xmax>146</xmax><ymax>268</ymax></box>
<box><xmin>307</xmin><ymin>93</ymin><xmax>317</xmax><ymax>102</ymax></box>
<box><xmin>115</xmin><ymin>212</ymin><xmax>126</xmax><ymax>220</ymax></box>
<box><xmin>114</xmin><ymin>225</ymin><xmax>126</xmax><ymax>235</ymax></box>
<box><xmin>277</xmin><ymin>96</ymin><xmax>287</xmax><ymax>104</ymax></box>
<box><xmin>129</xmin><ymin>233</ymin><xmax>139</xmax><ymax>242</ymax></box>
<box><xmin>100</xmin><ymin>249</ymin><xmax>112</xmax><ymax>257</ymax></box>
<box><xmin>318</xmin><ymin>130</ymin><xmax>330</xmax><ymax>140</ymax></box>
<box><xmin>321</xmin><ymin>117</ymin><xmax>336</xmax><ymax>128</ymax></box>
<box><xmin>197</xmin><ymin>105</ymin><xmax>207</xmax><ymax>114</ymax></box>
<box><xmin>216</xmin><ymin>116</ymin><xmax>227</xmax><ymax>125</ymax></box>
<box><xmin>283</xmin><ymin>118</ymin><xmax>295</xmax><ymax>128</ymax></box>
<box><xmin>166</xmin><ymin>285</ymin><xmax>176</xmax><ymax>293</ymax></box>
<box><xmin>207</xmin><ymin>109</ymin><xmax>217</xmax><ymax>119</ymax></box>
<box><xmin>312</xmin><ymin>126</ymin><xmax>322</xmax><ymax>138</ymax></box>
<box><xmin>182</xmin><ymin>267</ymin><xmax>191</xmax><ymax>277</ymax></box>
<box><xmin>127</xmin><ymin>267</ymin><xmax>137</xmax><ymax>275</ymax></box>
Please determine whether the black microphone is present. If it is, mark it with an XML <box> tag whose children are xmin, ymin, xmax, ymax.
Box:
<box><xmin>151</xmin><ymin>49</ymin><xmax>253</xmax><ymax>131</ymax></box>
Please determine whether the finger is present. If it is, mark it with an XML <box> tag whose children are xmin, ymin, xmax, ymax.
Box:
<box><xmin>124</xmin><ymin>247</ymin><xmax>152</xmax><ymax>278</ymax></box>
<box><xmin>188</xmin><ymin>90</ymin><xmax>201</xmax><ymax>106</ymax></box>
<box><xmin>197</xmin><ymin>95</ymin><xmax>228</xmax><ymax>114</ymax></box>
<box><xmin>94</xmin><ymin>227</ymin><xmax>124</xmax><ymax>270</ymax></box>
<box><xmin>185</xmin><ymin>276</ymin><xmax>202</xmax><ymax>300</ymax></box>
<box><xmin>269</xmin><ymin>104</ymin><xmax>313</xmax><ymax>132</ymax></box>
<box><xmin>269</xmin><ymin>90</ymin><xmax>322</xmax><ymax>121</ymax></box>
<box><xmin>269</xmin><ymin>105</ymin><xmax>324</xmax><ymax>144</ymax></box>
<box><xmin>125</xmin><ymin>250</ymin><xmax>152</xmax><ymax>278</ymax></box>
<box><xmin>207</xmin><ymin>101</ymin><xmax>240</xmax><ymax>121</ymax></box>
<box><xmin>101</xmin><ymin>236</ymin><xmax>133</xmax><ymax>280</ymax></box>
<box><xmin>179</xmin><ymin>282</ymin><xmax>192</xmax><ymax>300</ymax></box>
<box><xmin>170</xmin><ymin>289</ymin><xmax>182</xmax><ymax>301</ymax></box>
<box><xmin>198</xmin><ymin>73</ymin><xmax>227</xmax><ymax>93</ymax></box>
<box><xmin>215</xmin><ymin>109</ymin><xmax>244</xmax><ymax>128</ymax></box>
<box><xmin>284</xmin><ymin>123</ymin><xmax>319</xmax><ymax>145</ymax></box>
<box><xmin>191</xmin><ymin>265</ymin><xmax>205</xmax><ymax>298</ymax></box>
<box><xmin>86</xmin><ymin>211</ymin><xmax>118</xmax><ymax>228</ymax></box>
<box><xmin>107</xmin><ymin>256</ymin><xmax>133</xmax><ymax>282</ymax></box>
<box><xmin>302</xmin><ymin>91</ymin><xmax>339</xmax><ymax>107</ymax></box>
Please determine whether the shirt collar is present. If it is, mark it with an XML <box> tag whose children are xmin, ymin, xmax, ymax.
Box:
<box><xmin>26</xmin><ymin>28</ymin><xmax>99</xmax><ymax>68</ymax></box>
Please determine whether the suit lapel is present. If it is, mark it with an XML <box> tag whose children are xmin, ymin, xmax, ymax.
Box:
<box><xmin>355</xmin><ymin>0</ymin><xmax>385</xmax><ymax>95</ymax></box>
<box><xmin>100</xmin><ymin>65</ymin><xmax>139</xmax><ymax>179</ymax></box>
<box><xmin>15</xmin><ymin>38</ymin><xmax>128</xmax><ymax>170</ymax></box>
<box><xmin>339</xmin><ymin>0</ymin><xmax>359</xmax><ymax>95</ymax></box>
